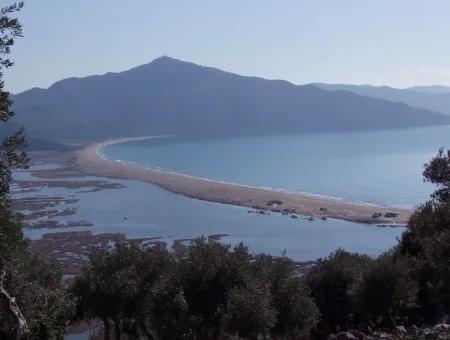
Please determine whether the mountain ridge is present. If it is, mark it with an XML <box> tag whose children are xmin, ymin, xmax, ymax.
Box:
<box><xmin>313</xmin><ymin>82</ymin><xmax>450</xmax><ymax>116</ymax></box>
<box><xmin>11</xmin><ymin>57</ymin><xmax>450</xmax><ymax>143</ymax></box>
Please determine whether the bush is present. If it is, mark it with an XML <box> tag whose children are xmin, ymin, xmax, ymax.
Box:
<box><xmin>305</xmin><ymin>249</ymin><xmax>371</xmax><ymax>334</ymax></box>
<box><xmin>353</xmin><ymin>253</ymin><xmax>418</xmax><ymax>327</ymax></box>
<box><xmin>397</xmin><ymin>149</ymin><xmax>450</xmax><ymax>322</ymax></box>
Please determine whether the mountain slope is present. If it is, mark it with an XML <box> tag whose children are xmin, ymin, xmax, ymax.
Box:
<box><xmin>12</xmin><ymin>57</ymin><xmax>450</xmax><ymax>142</ymax></box>
<box><xmin>407</xmin><ymin>85</ymin><xmax>450</xmax><ymax>94</ymax></box>
<box><xmin>314</xmin><ymin>83</ymin><xmax>450</xmax><ymax>116</ymax></box>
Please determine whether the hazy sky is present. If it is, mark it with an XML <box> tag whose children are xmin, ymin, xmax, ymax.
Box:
<box><xmin>5</xmin><ymin>0</ymin><xmax>450</xmax><ymax>93</ymax></box>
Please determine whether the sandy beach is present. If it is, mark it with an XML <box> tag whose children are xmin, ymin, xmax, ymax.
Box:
<box><xmin>74</xmin><ymin>136</ymin><xmax>412</xmax><ymax>224</ymax></box>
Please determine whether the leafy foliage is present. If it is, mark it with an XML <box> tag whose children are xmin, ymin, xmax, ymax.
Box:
<box><xmin>423</xmin><ymin>148</ymin><xmax>450</xmax><ymax>202</ymax></box>
<box><xmin>72</xmin><ymin>243</ymin><xmax>178</xmax><ymax>339</ymax></box>
<box><xmin>353</xmin><ymin>253</ymin><xmax>418</xmax><ymax>325</ymax></box>
<box><xmin>73</xmin><ymin>240</ymin><xmax>319</xmax><ymax>339</ymax></box>
<box><xmin>254</xmin><ymin>255</ymin><xmax>319</xmax><ymax>338</ymax></box>
<box><xmin>305</xmin><ymin>249</ymin><xmax>371</xmax><ymax>334</ymax></box>
<box><xmin>397</xmin><ymin>149</ymin><xmax>450</xmax><ymax>322</ymax></box>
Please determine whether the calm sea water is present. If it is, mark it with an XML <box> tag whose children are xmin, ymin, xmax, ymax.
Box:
<box><xmin>16</xmin><ymin>168</ymin><xmax>402</xmax><ymax>262</ymax></box>
<box><xmin>104</xmin><ymin>126</ymin><xmax>450</xmax><ymax>208</ymax></box>
<box><xmin>18</xmin><ymin>127</ymin><xmax>450</xmax><ymax>266</ymax></box>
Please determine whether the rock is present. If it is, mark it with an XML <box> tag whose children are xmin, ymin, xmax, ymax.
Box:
<box><xmin>347</xmin><ymin>329</ymin><xmax>368</xmax><ymax>339</ymax></box>
<box><xmin>434</xmin><ymin>323</ymin><xmax>450</xmax><ymax>331</ymax></box>
<box><xmin>395</xmin><ymin>326</ymin><xmax>407</xmax><ymax>336</ymax></box>
<box><xmin>331</xmin><ymin>324</ymin><xmax>450</xmax><ymax>340</ymax></box>
<box><xmin>372</xmin><ymin>332</ymin><xmax>394</xmax><ymax>340</ymax></box>
<box><xmin>384</xmin><ymin>212</ymin><xmax>399</xmax><ymax>218</ymax></box>
<box><xmin>290</xmin><ymin>214</ymin><xmax>298</xmax><ymax>219</ymax></box>
<box><xmin>376</xmin><ymin>224</ymin><xmax>396</xmax><ymax>228</ymax></box>
<box><xmin>247</xmin><ymin>209</ymin><xmax>270</xmax><ymax>215</ymax></box>
<box><xmin>267</xmin><ymin>200</ymin><xmax>282</xmax><ymax>206</ymax></box>
<box><xmin>329</xmin><ymin>332</ymin><xmax>359</xmax><ymax>340</ymax></box>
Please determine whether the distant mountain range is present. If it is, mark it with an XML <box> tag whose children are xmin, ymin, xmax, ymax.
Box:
<box><xmin>313</xmin><ymin>83</ymin><xmax>450</xmax><ymax>116</ymax></box>
<box><xmin>10</xmin><ymin>57</ymin><xmax>450</xmax><ymax>145</ymax></box>
<box><xmin>407</xmin><ymin>85</ymin><xmax>450</xmax><ymax>94</ymax></box>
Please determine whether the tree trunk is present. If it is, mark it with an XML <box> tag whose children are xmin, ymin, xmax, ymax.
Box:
<box><xmin>103</xmin><ymin>318</ymin><xmax>111</xmax><ymax>340</ymax></box>
<box><xmin>0</xmin><ymin>268</ymin><xmax>29</xmax><ymax>340</ymax></box>
<box><xmin>140</xmin><ymin>320</ymin><xmax>158</xmax><ymax>340</ymax></box>
<box><xmin>114</xmin><ymin>318</ymin><xmax>121</xmax><ymax>340</ymax></box>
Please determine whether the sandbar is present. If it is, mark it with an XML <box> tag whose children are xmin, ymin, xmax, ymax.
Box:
<box><xmin>74</xmin><ymin>136</ymin><xmax>412</xmax><ymax>225</ymax></box>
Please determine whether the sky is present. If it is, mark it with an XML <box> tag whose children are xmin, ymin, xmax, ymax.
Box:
<box><xmin>4</xmin><ymin>0</ymin><xmax>450</xmax><ymax>93</ymax></box>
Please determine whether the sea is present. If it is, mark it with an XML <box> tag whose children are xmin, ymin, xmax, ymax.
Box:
<box><xmin>21</xmin><ymin>126</ymin><xmax>450</xmax><ymax>340</ymax></box>
<box><xmin>18</xmin><ymin>126</ymin><xmax>450</xmax><ymax>262</ymax></box>
<box><xmin>104</xmin><ymin>126</ymin><xmax>450</xmax><ymax>208</ymax></box>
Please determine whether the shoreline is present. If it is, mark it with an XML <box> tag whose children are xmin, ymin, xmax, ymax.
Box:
<box><xmin>74</xmin><ymin>136</ymin><xmax>412</xmax><ymax>225</ymax></box>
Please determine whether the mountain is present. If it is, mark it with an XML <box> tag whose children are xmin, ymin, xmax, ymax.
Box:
<box><xmin>314</xmin><ymin>83</ymin><xmax>450</xmax><ymax>116</ymax></box>
<box><xmin>11</xmin><ymin>57</ymin><xmax>450</xmax><ymax>142</ymax></box>
<box><xmin>407</xmin><ymin>85</ymin><xmax>450</xmax><ymax>94</ymax></box>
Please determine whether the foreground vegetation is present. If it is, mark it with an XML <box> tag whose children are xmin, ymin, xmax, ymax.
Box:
<box><xmin>0</xmin><ymin>3</ymin><xmax>71</xmax><ymax>339</ymax></box>
<box><xmin>73</xmin><ymin>241</ymin><xmax>321</xmax><ymax>339</ymax></box>
<box><xmin>71</xmin><ymin>149</ymin><xmax>450</xmax><ymax>338</ymax></box>
<box><xmin>70</xmin><ymin>145</ymin><xmax>450</xmax><ymax>339</ymax></box>
<box><xmin>1</xmin><ymin>3</ymin><xmax>450</xmax><ymax>339</ymax></box>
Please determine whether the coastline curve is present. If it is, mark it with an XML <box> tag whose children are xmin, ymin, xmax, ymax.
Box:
<box><xmin>74</xmin><ymin>136</ymin><xmax>412</xmax><ymax>225</ymax></box>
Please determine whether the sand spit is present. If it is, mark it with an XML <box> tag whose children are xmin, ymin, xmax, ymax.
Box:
<box><xmin>75</xmin><ymin>136</ymin><xmax>412</xmax><ymax>225</ymax></box>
